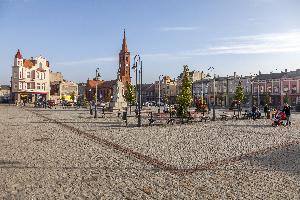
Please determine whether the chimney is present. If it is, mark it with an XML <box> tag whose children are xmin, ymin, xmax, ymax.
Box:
<box><xmin>285</xmin><ymin>69</ymin><xmax>287</xmax><ymax>73</ymax></box>
<box><xmin>234</xmin><ymin>72</ymin><xmax>236</xmax><ymax>78</ymax></box>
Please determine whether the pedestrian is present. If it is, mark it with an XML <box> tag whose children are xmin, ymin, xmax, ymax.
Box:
<box><xmin>252</xmin><ymin>105</ymin><xmax>257</xmax><ymax>120</ymax></box>
<box><xmin>282</xmin><ymin>103</ymin><xmax>291</xmax><ymax>126</ymax></box>
<box><xmin>264</xmin><ymin>104</ymin><xmax>269</xmax><ymax>118</ymax></box>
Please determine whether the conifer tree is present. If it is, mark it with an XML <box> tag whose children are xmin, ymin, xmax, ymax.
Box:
<box><xmin>124</xmin><ymin>82</ymin><xmax>136</xmax><ymax>113</ymax></box>
<box><xmin>70</xmin><ymin>91</ymin><xmax>75</xmax><ymax>102</ymax></box>
<box><xmin>234</xmin><ymin>81</ymin><xmax>244</xmax><ymax>103</ymax></box>
<box><xmin>176</xmin><ymin>65</ymin><xmax>192</xmax><ymax>117</ymax></box>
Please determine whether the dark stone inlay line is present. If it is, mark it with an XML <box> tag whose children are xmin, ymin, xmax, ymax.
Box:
<box><xmin>26</xmin><ymin>108</ymin><xmax>300</xmax><ymax>175</ymax></box>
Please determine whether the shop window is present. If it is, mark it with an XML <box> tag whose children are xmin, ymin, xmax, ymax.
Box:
<box><xmin>37</xmin><ymin>83</ymin><xmax>41</xmax><ymax>90</ymax></box>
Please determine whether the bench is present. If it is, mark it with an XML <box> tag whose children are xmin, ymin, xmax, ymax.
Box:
<box><xmin>220</xmin><ymin>114</ymin><xmax>231</xmax><ymax>121</ymax></box>
<box><xmin>148</xmin><ymin>112</ymin><xmax>175</xmax><ymax>126</ymax></box>
<box><xmin>200</xmin><ymin>115</ymin><xmax>211</xmax><ymax>122</ymax></box>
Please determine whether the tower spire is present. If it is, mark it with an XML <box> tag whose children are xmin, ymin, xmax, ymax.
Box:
<box><xmin>15</xmin><ymin>49</ymin><xmax>23</xmax><ymax>59</ymax></box>
<box><xmin>122</xmin><ymin>29</ymin><xmax>128</xmax><ymax>52</ymax></box>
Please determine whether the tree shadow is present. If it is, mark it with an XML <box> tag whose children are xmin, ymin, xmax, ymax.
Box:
<box><xmin>0</xmin><ymin>160</ymin><xmax>22</xmax><ymax>165</ymax></box>
<box><xmin>223</xmin><ymin>124</ymin><xmax>271</xmax><ymax>128</ymax></box>
<box><xmin>247</xmin><ymin>144</ymin><xmax>300</xmax><ymax>176</ymax></box>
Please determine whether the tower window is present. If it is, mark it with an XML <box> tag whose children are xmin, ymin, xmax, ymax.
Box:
<box><xmin>126</xmin><ymin>57</ymin><xmax>129</xmax><ymax>62</ymax></box>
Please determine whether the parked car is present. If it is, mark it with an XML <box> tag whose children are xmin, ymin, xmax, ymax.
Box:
<box><xmin>163</xmin><ymin>104</ymin><xmax>170</xmax><ymax>113</ymax></box>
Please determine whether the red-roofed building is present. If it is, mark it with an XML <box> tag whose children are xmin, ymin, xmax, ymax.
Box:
<box><xmin>11</xmin><ymin>50</ymin><xmax>50</xmax><ymax>103</ymax></box>
<box><xmin>86</xmin><ymin>31</ymin><xmax>131</xmax><ymax>102</ymax></box>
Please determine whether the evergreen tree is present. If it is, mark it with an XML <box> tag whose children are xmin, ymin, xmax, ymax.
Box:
<box><xmin>104</xmin><ymin>90</ymin><xmax>111</xmax><ymax>102</ymax></box>
<box><xmin>82</xmin><ymin>96</ymin><xmax>88</xmax><ymax>108</ymax></box>
<box><xmin>124</xmin><ymin>82</ymin><xmax>136</xmax><ymax>113</ymax></box>
<box><xmin>283</xmin><ymin>95</ymin><xmax>289</xmax><ymax>104</ymax></box>
<box><xmin>264</xmin><ymin>92</ymin><xmax>271</xmax><ymax>105</ymax></box>
<box><xmin>234</xmin><ymin>81</ymin><xmax>244</xmax><ymax>103</ymax></box>
<box><xmin>70</xmin><ymin>91</ymin><xmax>75</xmax><ymax>102</ymax></box>
<box><xmin>176</xmin><ymin>65</ymin><xmax>192</xmax><ymax>117</ymax></box>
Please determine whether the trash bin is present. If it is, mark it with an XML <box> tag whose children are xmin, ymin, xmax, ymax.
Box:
<box><xmin>267</xmin><ymin>111</ymin><xmax>271</xmax><ymax>119</ymax></box>
<box><xmin>122</xmin><ymin>112</ymin><xmax>127</xmax><ymax>120</ymax></box>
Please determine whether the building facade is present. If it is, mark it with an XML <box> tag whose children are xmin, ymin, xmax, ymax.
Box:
<box><xmin>193</xmin><ymin>72</ymin><xmax>253</xmax><ymax>107</ymax></box>
<box><xmin>50</xmin><ymin>71</ymin><xmax>78</xmax><ymax>102</ymax></box>
<box><xmin>0</xmin><ymin>85</ymin><xmax>11</xmax><ymax>103</ymax></box>
<box><xmin>252</xmin><ymin>69</ymin><xmax>300</xmax><ymax>107</ymax></box>
<box><xmin>11</xmin><ymin>50</ymin><xmax>50</xmax><ymax>103</ymax></box>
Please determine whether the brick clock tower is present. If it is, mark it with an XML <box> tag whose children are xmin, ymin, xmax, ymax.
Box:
<box><xmin>119</xmin><ymin>30</ymin><xmax>131</xmax><ymax>84</ymax></box>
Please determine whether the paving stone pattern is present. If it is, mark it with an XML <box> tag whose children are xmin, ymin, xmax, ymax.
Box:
<box><xmin>0</xmin><ymin>105</ymin><xmax>299</xmax><ymax>199</ymax></box>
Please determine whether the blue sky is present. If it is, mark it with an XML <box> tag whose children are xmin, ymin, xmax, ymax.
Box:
<box><xmin>1</xmin><ymin>0</ymin><xmax>300</xmax><ymax>84</ymax></box>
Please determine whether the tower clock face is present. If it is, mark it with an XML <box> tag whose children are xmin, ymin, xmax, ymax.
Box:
<box><xmin>126</xmin><ymin>64</ymin><xmax>128</xmax><ymax>67</ymax></box>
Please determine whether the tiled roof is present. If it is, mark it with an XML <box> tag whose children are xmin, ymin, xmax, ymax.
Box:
<box><xmin>23</xmin><ymin>59</ymin><xmax>34</xmax><ymax>69</ymax></box>
<box><xmin>15</xmin><ymin>49</ymin><xmax>22</xmax><ymax>59</ymax></box>
<box><xmin>87</xmin><ymin>80</ymin><xmax>103</xmax><ymax>88</ymax></box>
<box><xmin>253</xmin><ymin>73</ymin><xmax>285</xmax><ymax>80</ymax></box>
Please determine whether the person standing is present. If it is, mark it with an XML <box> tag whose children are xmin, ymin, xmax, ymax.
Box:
<box><xmin>282</xmin><ymin>103</ymin><xmax>291</xmax><ymax>126</ymax></box>
<box><xmin>264</xmin><ymin>104</ymin><xmax>270</xmax><ymax>118</ymax></box>
<box><xmin>252</xmin><ymin>105</ymin><xmax>257</xmax><ymax>120</ymax></box>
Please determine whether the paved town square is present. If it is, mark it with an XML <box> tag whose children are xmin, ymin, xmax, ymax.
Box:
<box><xmin>0</xmin><ymin>105</ymin><xmax>299</xmax><ymax>199</ymax></box>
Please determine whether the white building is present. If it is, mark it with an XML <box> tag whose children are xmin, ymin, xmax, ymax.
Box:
<box><xmin>11</xmin><ymin>49</ymin><xmax>50</xmax><ymax>102</ymax></box>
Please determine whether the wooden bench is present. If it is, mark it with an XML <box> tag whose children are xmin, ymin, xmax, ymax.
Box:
<box><xmin>185</xmin><ymin>111</ymin><xmax>210</xmax><ymax>123</ymax></box>
<box><xmin>220</xmin><ymin>114</ymin><xmax>231</xmax><ymax>121</ymax></box>
<box><xmin>200</xmin><ymin>115</ymin><xmax>211</xmax><ymax>122</ymax></box>
<box><xmin>148</xmin><ymin>112</ymin><xmax>174</xmax><ymax>126</ymax></box>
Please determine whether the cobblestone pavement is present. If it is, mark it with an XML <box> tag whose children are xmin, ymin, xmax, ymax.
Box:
<box><xmin>0</xmin><ymin>105</ymin><xmax>299</xmax><ymax>199</ymax></box>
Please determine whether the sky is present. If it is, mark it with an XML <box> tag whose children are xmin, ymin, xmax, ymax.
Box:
<box><xmin>1</xmin><ymin>0</ymin><xmax>300</xmax><ymax>85</ymax></box>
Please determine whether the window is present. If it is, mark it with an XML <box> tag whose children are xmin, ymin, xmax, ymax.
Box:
<box><xmin>19</xmin><ymin>82</ymin><xmax>22</xmax><ymax>89</ymax></box>
<box><xmin>42</xmin><ymin>83</ymin><xmax>45</xmax><ymax>90</ymax></box>
<box><xmin>27</xmin><ymin>83</ymin><xmax>31</xmax><ymax>89</ymax></box>
<box><xmin>14</xmin><ymin>84</ymin><xmax>17</xmax><ymax>89</ymax></box>
<box><xmin>37</xmin><ymin>83</ymin><xmax>41</xmax><ymax>90</ymax></box>
<box><xmin>39</xmin><ymin>62</ymin><xmax>42</xmax><ymax>68</ymax></box>
<box><xmin>14</xmin><ymin>72</ymin><xmax>17</xmax><ymax>78</ymax></box>
<box><xmin>267</xmin><ymin>87</ymin><xmax>272</xmax><ymax>93</ymax></box>
<box><xmin>291</xmin><ymin>85</ymin><xmax>297</xmax><ymax>94</ymax></box>
<box><xmin>27</xmin><ymin>71</ymin><xmax>30</xmax><ymax>78</ymax></box>
<box><xmin>19</xmin><ymin>71</ymin><xmax>22</xmax><ymax>79</ymax></box>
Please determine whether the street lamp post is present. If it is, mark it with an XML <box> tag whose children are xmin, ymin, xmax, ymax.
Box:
<box><xmin>94</xmin><ymin>67</ymin><xmax>101</xmax><ymax>118</ymax></box>
<box><xmin>132</xmin><ymin>55</ymin><xmax>142</xmax><ymax>127</ymax></box>
<box><xmin>201</xmin><ymin>71</ymin><xmax>204</xmax><ymax>105</ymax></box>
<box><xmin>212</xmin><ymin>74</ymin><xmax>216</xmax><ymax>121</ymax></box>
<box><xmin>158</xmin><ymin>74</ymin><xmax>163</xmax><ymax>113</ymax></box>
<box><xmin>206</xmin><ymin>67</ymin><xmax>216</xmax><ymax>121</ymax></box>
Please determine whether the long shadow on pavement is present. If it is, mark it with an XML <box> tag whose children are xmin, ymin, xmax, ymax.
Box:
<box><xmin>247</xmin><ymin>143</ymin><xmax>300</xmax><ymax>176</ymax></box>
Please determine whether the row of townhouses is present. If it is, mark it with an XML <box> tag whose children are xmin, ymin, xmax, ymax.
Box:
<box><xmin>8</xmin><ymin>48</ymin><xmax>300</xmax><ymax>108</ymax></box>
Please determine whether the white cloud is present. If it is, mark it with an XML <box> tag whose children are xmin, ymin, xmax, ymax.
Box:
<box><xmin>184</xmin><ymin>30</ymin><xmax>300</xmax><ymax>55</ymax></box>
<box><xmin>54</xmin><ymin>31</ymin><xmax>300</xmax><ymax>67</ymax></box>
<box><xmin>161</xmin><ymin>26</ymin><xmax>200</xmax><ymax>32</ymax></box>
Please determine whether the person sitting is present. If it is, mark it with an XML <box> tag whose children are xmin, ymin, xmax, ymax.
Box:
<box><xmin>252</xmin><ymin>105</ymin><xmax>257</xmax><ymax>120</ymax></box>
